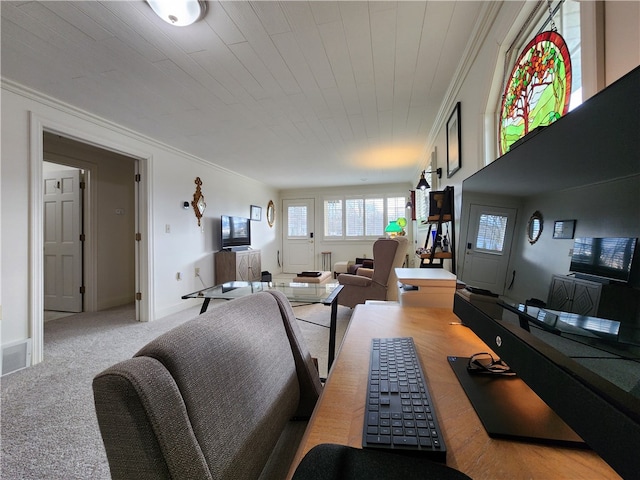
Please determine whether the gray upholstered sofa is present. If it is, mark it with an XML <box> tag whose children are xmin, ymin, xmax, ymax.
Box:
<box><xmin>93</xmin><ymin>290</ymin><xmax>322</xmax><ymax>480</ymax></box>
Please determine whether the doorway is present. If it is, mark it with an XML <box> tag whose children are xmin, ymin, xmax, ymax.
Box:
<box><xmin>282</xmin><ymin>199</ymin><xmax>316</xmax><ymax>273</ymax></box>
<box><xmin>28</xmin><ymin>118</ymin><xmax>151</xmax><ymax>366</ymax></box>
<box><xmin>461</xmin><ymin>204</ymin><xmax>517</xmax><ymax>295</ymax></box>
<box><xmin>43</xmin><ymin>133</ymin><xmax>137</xmax><ymax>316</ymax></box>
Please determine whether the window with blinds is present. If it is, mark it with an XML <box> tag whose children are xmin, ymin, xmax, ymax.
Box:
<box><xmin>475</xmin><ymin>213</ymin><xmax>509</xmax><ymax>253</ymax></box>
<box><xmin>287</xmin><ymin>205</ymin><xmax>308</xmax><ymax>238</ymax></box>
<box><xmin>345</xmin><ymin>199</ymin><xmax>364</xmax><ymax>237</ymax></box>
<box><xmin>386</xmin><ymin>197</ymin><xmax>405</xmax><ymax>225</ymax></box>
<box><xmin>324</xmin><ymin>200</ymin><xmax>342</xmax><ymax>237</ymax></box>
<box><xmin>324</xmin><ymin>195</ymin><xmax>405</xmax><ymax>240</ymax></box>
<box><xmin>415</xmin><ymin>189</ymin><xmax>429</xmax><ymax>223</ymax></box>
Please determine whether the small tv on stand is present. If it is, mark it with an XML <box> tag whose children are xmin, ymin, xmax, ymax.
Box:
<box><xmin>221</xmin><ymin>215</ymin><xmax>251</xmax><ymax>250</ymax></box>
<box><xmin>570</xmin><ymin>237</ymin><xmax>637</xmax><ymax>284</ymax></box>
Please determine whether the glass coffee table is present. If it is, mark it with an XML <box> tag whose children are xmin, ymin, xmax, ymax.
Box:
<box><xmin>182</xmin><ymin>281</ymin><xmax>344</xmax><ymax>369</ymax></box>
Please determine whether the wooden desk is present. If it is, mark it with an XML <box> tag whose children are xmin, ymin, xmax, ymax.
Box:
<box><xmin>287</xmin><ymin>304</ymin><xmax>620</xmax><ymax>479</ymax></box>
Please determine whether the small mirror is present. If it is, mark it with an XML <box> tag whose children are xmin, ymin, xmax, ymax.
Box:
<box><xmin>266</xmin><ymin>200</ymin><xmax>275</xmax><ymax>228</ymax></box>
<box><xmin>527</xmin><ymin>210</ymin><xmax>543</xmax><ymax>244</ymax></box>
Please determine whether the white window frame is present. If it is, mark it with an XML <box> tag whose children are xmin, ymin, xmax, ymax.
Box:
<box><xmin>323</xmin><ymin>193</ymin><xmax>407</xmax><ymax>241</ymax></box>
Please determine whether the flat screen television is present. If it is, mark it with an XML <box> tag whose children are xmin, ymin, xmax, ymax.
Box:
<box><xmin>221</xmin><ymin>215</ymin><xmax>251</xmax><ymax>249</ymax></box>
<box><xmin>570</xmin><ymin>237</ymin><xmax>637</xmax><ymax>282</ymax></box>
<box><xmin>453</xmin><ymin>67</ymin><xmax>640</xmax><ymax>478</ymax></box>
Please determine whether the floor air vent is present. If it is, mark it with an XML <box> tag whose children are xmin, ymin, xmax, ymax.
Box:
<box><xmin>2</xmin><ymin>340</ymin><xmax>32</xmax><ymax>375</ymax></box>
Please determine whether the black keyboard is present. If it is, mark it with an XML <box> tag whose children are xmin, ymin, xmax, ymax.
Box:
<box><xmin>363</xmin><ymin>337</ymin><xmax>447</xmax><ymax>462</ymax></box>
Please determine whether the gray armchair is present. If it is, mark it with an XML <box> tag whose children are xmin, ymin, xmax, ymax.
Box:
<box><xmin>337</xmin><ymin>236</ymin><xmax>408</xmax><ymax>308</ymax></box>
<box><xmin>92</xmin><ymin>290</ymin><xmax>322</xmax><ymax>480</ymax></box>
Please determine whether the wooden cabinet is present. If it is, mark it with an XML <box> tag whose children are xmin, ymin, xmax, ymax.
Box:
<box><xmin>548</xmin><ymin>274</ymin><xmax>640</xmax><ymax>322</ymax></box>
<box><xmin>547</xmin><ymin>275</ymin><xmax>601</xmax><ymax>316</ymax></box>
<box><xmin>214</xmin><ymin>249</ymin><xmax>261</xmax><ymax>284</ymax></box>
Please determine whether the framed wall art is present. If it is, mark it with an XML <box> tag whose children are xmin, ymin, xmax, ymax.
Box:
<box><xmin>446</xmin><ymin>102</ymin><xmax>461</xmax><ymax>178</ymax></box>
<box><xmin>250</xmin><ymin>205</ymin><xmax>262</xmax><ymax>221</ymax></box>
<box><xmin>553</xmin><ymin>219</ymin><xmax>576</xmax><ymax>239</ymax></box>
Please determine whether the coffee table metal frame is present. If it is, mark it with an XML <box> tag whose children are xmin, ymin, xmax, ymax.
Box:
<box><xmin>182</xmin><ymin>281</ymin><xmax>344</xmax><ymax>370</ymax></box>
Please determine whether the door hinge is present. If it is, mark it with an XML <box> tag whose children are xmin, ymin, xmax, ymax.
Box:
<box><xmin>80</xmin><ymin>286</ymin><xmax>86</xmax><ymax>294</ymax></box>
<box><xmin>136</xmin><ymin>292</ymin><xmax>142</xmax><ymax>301</ymax></box>
<box><xmin>79</xmin><ymin>181</ymin><xmax>86</xmax><ymax>189</ymax></box>
<box><xmin>135</xmin><ymin>233</ymin><xmax>142</xmax><ymax>241</ymax></box>
<box><xmin>80</xmin><ymin>234</ymin><xmax>86</xmax><ymax>242</ymax></box>
<box><xmin>135</xmin><ymin>173</ymin><xmax>141</xmax><ymax>182</ymax></box>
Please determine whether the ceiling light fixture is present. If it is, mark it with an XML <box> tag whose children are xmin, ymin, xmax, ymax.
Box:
<box><xmin>416</xmin><ymin>168</ymin><xmax>442</xmax><ymax>190</ymax></box>
<box><xmin>146</xmin><ymin>0</ymin><xmax>207</xmax><ymax>27</ymax></box>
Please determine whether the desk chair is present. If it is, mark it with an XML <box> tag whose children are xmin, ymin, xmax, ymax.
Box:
<box><xmin>293</xmin><ymin>444</ymin><xmax>471</xmax><ymax>480</ymax></box>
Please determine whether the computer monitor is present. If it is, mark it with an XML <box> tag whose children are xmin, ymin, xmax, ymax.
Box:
<box><xmin>452</xmin><ymin>66</ymin><xmax>640</xmax><ymax>479</ymax></box>
<box><xmin>453</xmin><ymin>294</ymin><xmax>640</xmax><ymax>478</ymax></box>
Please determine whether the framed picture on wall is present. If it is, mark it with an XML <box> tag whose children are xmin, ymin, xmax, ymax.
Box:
<box><xmin>553</xmin><ymin>219</ymin><xmax>576</xmax><ymax>239</ymax></box>
<box><xmin>250</xmin><ymin>205</ymin><xmax>262</xmax><ymax>221</ymax></box>
<box><xmin>446</xmin><ymin>102</ymin><xmax>461</xmax><ymax>178</ymax></box>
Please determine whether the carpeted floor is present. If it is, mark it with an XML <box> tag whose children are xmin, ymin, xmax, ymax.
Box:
<box><xmin>0</xmin><ymin>300</ymin><xmax>352</xmax><ymax>479</ymax></box>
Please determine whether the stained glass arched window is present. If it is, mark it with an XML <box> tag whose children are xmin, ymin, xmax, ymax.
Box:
<box><xmin>499</xmin><ymin>30</ymin><xmax>572</xmax><ymax>155</ymax></box>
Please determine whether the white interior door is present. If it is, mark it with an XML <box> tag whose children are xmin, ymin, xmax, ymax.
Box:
<box><xmin>43</xmin><ymin>169</ymin><xmax>83</xmax><ymax>312</ymax></box>
<box><xmin>283</xmin><ymin>199</ymin><xmax>315</xmax><ymax>273</ymax></box>
<box><xmin>461</xmin><ymin>204</ymin><xmax>517</xmax><ymax>295</ymax></box>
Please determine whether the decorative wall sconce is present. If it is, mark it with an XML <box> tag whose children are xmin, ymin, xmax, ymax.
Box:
<box><xmin>406</xmin><ymin>190</ymin><xmax>416</xmax><ymax>221</ymax></box>
<box><xmin>416</xmin><ymin>168</ymin><xmax>443</xmax><ymax>190</ymax></box>
<box><xmin>191</xmin><ymin>177</ymin><xmax>206</xmax><ymax>226</ymax></box>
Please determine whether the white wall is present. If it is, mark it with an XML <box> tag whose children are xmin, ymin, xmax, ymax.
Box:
<box><xmin>604</xmin><ymin>1</ymin><xmax>640</xmax><ymax>86</ymax></box>
<box><xmin>150</xmin><ymin>150</ymin><xmax>280</xmax><ymax>317</ymax></box>
<box><xmin>412</xmin><ymin>1</ymin><xmax>529</xmax><ymax>265</ymax></box>
<box><xmin>1</xmin><ymin>85</ymin><xmax>278</xmax><ymax>354</ymax></box>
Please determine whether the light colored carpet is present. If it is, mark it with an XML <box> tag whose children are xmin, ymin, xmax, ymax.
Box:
<box><xmin>291</xmin><ymin>301</ymin><xmax>352</xmax><ymax>378</ymax></box>
<box><xmin>0</xmin><ymin>300</ymin><xmax>352</xmax><ymax>479</ymax></box>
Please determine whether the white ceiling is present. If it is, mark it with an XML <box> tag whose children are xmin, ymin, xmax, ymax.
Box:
<box><xmin>2</xmin><ymin>1</ymin><xmax>492</xmax><ymax>189</ymax></box>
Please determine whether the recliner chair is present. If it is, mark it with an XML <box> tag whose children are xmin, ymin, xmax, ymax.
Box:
<box><xmin>337</xmin><ymin>236</ymin><xmax>408</xmax><ymax>308</ymax></box>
